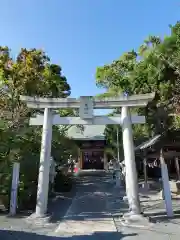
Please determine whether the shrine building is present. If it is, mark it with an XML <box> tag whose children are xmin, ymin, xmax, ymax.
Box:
<box><xmin>67</xmin><ymin>125</ymin><xmax>107</xmax><ymax>170</ymax></box>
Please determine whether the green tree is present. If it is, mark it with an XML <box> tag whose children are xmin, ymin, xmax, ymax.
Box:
<box><xmin>0</xmin><ymin>47</ymin><xmax>76</xmax><ymax>210</ymax></box>
<box><xmin>96</xmin><ymin>21</ymin><xmax>180</xmax><ymax>150</ymax></box>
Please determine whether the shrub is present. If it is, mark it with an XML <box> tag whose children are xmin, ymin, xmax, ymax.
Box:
<box><xmin>17</xmin><ymin>181</ymin><xmax>37</xmax><ymax>211</ymax></box>
<box><xmin>54</xmin><ymin>170</ymin><xmax>73</xmax><ymax>192</ymax></box>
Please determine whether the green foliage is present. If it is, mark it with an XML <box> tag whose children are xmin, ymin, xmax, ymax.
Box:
<box><xmin>96</xmin><ymin>21</ymin><xmax>180</xmax><ymax>154</ymax></box>
<box><xmin>0</xmin><ymin>47</ymin><xmax>77</xmax><ymax>211</ymax></box>
<box><xmin>54</xmin><ymin>170</ymin><xmax>73</xmax><ymax>193</ymax></box>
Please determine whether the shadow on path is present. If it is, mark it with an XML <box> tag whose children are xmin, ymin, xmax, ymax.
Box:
<box><xmin>0</xmin><ymin>229</ymin><xmax>137</xmax><ymax>240</ymax></box>
<box><xmin>48</xmin><ymin>189</ymin><xmax>76</xmax><ymax>223</ymax></box>
<box><xmin>0</xmin><ymin>181</ymin><xmax>77</xmax><ymax>222</ymax></box>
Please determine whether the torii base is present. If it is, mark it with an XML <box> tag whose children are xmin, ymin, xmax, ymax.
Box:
<box><xmin>26</xmin><ymin>213</ymin><xmax>50</xmax><ymax>225</ymax></box>
<box><xmin>120</xmin><ymin>212</ymin><xmax>153</xmax><ymax>228</ymax></box>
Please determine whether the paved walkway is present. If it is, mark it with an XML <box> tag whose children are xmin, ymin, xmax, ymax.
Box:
<box><xmin>54</xmin><ymin>174</ymin><xmax>119</xmax><ymax>239</ymax></box>
<box><xmin>1</xmin><ymin>172</ymin><xmax>180</xmax><ymax>239</ymax></box>
<box><xmin>54</xmin><ymin>173</ymin><xmax>180</xmax><ymax>239</ymax></box>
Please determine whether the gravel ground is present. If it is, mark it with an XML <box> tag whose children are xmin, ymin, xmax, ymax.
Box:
<box><xmin>108</xmin><ymin>185</ymin><xmax>180</xmax><ymax>239</ymax></box>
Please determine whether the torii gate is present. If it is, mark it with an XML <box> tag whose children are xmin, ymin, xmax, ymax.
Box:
<box><xmin>20</xmin><ymin>93</ymin><xmax>154</xmax><ymax>219</ymax></box>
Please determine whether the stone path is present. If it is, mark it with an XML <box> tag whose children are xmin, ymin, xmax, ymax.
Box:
<box><xmin>55</xmin><ymin>173</ymin><xmax>180</xmax><ymax>239</ymax></box>
<box><xmin>54</xmin><ymin>175</ymin><xmax>118</xmax><ymax>239</ymax></box>
<box><xmin>1</xmin><ymin>172</ymin><xmax>180</xmax><ymax>239</ymax></box>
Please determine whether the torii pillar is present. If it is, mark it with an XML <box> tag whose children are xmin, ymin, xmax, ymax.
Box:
<box><xmin>20</xmin><ymin>93</ymin><xmax>155</xmax><ymax>220</ymax></box>
<box><xmin>121</xmin><ymin>106</ymin><xmax>141</xmax><ymax>215</ymax></box>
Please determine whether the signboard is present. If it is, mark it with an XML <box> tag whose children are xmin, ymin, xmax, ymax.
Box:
<box><xmin>79</xmin><ymin>96</ymin><xmax>93</xmax><ymax>119</ymax></box>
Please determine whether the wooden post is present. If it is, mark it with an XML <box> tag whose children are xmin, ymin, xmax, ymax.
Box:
<box><xmin>160</xmin><ymin>148</ymin><xmax>174</xmax><ymax>217</ymax></box>
<box><xmin>175</xmin><ymin>157</ymin><xmax>180</xmax><ymax>181</ymax></box>
<box><xmin>77</xmin><ymin>148</ymin><xmax>80</xmax><ymax>169</ymax></box>
<box><xmin>80</xmin><ymin>150</ymin><xmax>83</xmax><ymax>169</ymax></box>
<box><xmin>160</xmin><ymin>148</ymin><xmax>165</xmax><ymax>200</ymax></box>
<box><xmin>104</xmin><ymin>152</ymin><xmax>108</xmax><ymax>170</ymax></box>
<box><xmin>160</xmin><ymin>148</ymin><xmax>165</xmax><ymax>165</ymax></box>
<box><xmin>143</xmin><ymin>150</ymin><xmax>148</xmax><ymax>190</ymax></box>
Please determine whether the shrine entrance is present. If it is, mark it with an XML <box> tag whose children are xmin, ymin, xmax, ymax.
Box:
<box><xmin>20</xmin><ymin>93</ymin><xmax>154</xmax><ymax>218</ymax></box>
<box><xmin>80</xmin><ymin>141</ymin><xmax>105</xmax><ymax>169</ymax></box>
<box><xmin>82</xmin><ymin>150</ymin><xmax>104</xmax><ymax>170</ymax></box>
<box><xmin>67</xmin><ymin>125</ymin><xmax>106</xmax><ymax>170</ymax></box>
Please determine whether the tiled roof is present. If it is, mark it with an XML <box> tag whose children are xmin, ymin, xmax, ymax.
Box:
<box><xmin>134</xmin><ymin>134</ymin><xmax>161</xmax><ymax>151</ymax></box>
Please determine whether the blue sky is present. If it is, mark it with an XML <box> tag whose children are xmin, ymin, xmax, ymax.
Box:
<box><xmin>0</xmin><ymin>1</ymin><xmax>179</xmax><ymax>98</ymax></box>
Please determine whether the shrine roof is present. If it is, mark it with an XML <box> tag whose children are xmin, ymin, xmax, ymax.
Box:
<box><xmin>134</xmin><ymin>130</ymin><xmax>180</xmax><ymax>159</ymax></box>
<box><xmin>67</xmin><ymin>125</ymin><xmax>105</xmax><ymax>141</ymax></box>
<box><xmin>134</xmin><ymin>134</ymin><xmax>162</xmax><ymax>151</ymax></box>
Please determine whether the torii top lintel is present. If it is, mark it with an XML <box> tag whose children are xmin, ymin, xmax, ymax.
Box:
<box><xmin>20</xmin><ymin>92</ymin><xmax>155</xmax><ymax>109</ymax></box>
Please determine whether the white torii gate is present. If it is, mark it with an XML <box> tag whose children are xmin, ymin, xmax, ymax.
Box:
<box><xmin>20</xmin><ymin>93</ymin><xmax>154</xmax><ymax>219</ymax></box>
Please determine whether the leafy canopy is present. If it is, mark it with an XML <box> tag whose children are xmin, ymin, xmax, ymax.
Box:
<box><xmin>95</xmin><ymin>21</ymin><xmax>180</xmax><ymax>157</ymax></box>
<box><xmin>0</xmin><ymin>47</ymin><xmax>77</xmax><ymax>209</ymax></box>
